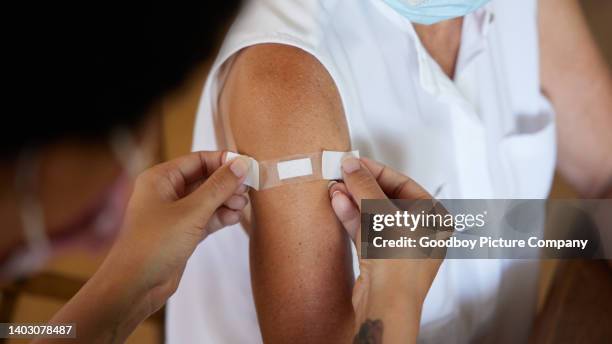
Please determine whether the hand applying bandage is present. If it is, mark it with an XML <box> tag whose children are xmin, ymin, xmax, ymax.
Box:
<box><xmin>329</xmin><ymin>156</ymin><xmax>442</xmax><ymax>344</ymax></box>
<box><xmin>35</xmin><ymin>151</ymin><xmax>250</xmax><ymax>344</ymax></box>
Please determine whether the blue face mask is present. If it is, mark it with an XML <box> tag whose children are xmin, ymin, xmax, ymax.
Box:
<box><xmin>382</xmin><ymin>0</ymin><xmax>492</xmax><ymax>25</ymax></box>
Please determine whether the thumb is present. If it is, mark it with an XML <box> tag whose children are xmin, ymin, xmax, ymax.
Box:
<box><xmin>187</xmin><ymin>156</ymin><xmax>251</xmax><ymax>219</ymax></box>
<box><xmin>341</xmin><ymin>156</ymin><xmax>387</xmax><ymax>210</ymax></box>
<box><xmin>329</xmin><ymin>182</ymin><xmax>361</xmax><ymax>247</ymax></box>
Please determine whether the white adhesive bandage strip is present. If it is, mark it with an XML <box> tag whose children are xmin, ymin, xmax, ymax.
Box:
<box><xmin>277</xmin><ymin>158</ymin><xmax>313</xmax><ymax>180</ymax></box>
<box><xmin>225</xmin><ymin>150</ymin><xmax>359</xmax><ymax>191</ymax></box>
<box><xmin>259</xmin><ymin>152</ymin><xmax>323</xmax><ymax>189</ymax></box>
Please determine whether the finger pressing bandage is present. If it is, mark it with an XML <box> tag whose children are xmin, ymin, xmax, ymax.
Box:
<box><xmin>225</xmin><ymin>150</ymin><xmax>359</xmax><ymax>190</ymax></box>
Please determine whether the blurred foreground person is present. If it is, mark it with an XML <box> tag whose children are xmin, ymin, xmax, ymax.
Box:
<box><xmin>1</xmin><ymin>4</ymin><xmax>243</xmax><ymax>342</ymax></box>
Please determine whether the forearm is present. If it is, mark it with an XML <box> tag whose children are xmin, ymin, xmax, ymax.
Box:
<box><xmin>353</xmin><ymin>261</ymin><xmax>426</xmax><ymax>344</ymax></box>
<box><xmin>34</xmin><ymin>252</ymin><xmax>151</xmax><ymax>343</ymax></box>
<box><xmin>355</xmin><ymin>292</ymin><xmax>421</xmax><ymax>344</ymax></box>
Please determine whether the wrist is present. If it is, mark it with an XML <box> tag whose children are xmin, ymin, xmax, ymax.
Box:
<box><xmin>367</xmin><ymin>260</ymin><xmax>430</xmax><ymax>306</ymax></box>
<box><xmin>99</xmin><ymin>222</ymin><xmax>185</xmax><ymax>314</ymax></box>
<box><xmin>358</xmin><ymin>262</ymin><xmax>424</xmax><ymax>344</ymax></box>
<box><xmin>85</xmin><ymin>258</ymin><xmax>152</xmax><ymax>339</ymax></box>
<box><xmin>94</xmin><ymin>245</ymin><xmax>157</xmax><ymax>315</ymax></box>
<box><xmin>47</xmin><ymin>258</ymin><xmax>152</xmax><ymax>344</ymax></box>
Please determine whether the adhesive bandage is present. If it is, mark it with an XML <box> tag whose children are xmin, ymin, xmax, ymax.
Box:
<box><xmin>225</xmin><ymin>150</ymin><xmax>359</xmax><ymax>191</ymax></box>
<box><xmin>226</xmin><ymin>152</ymin><xmax>260</xmax><ymax>190</ymax></box>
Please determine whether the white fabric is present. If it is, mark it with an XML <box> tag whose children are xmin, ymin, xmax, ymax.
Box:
<box><xmin>167</xmin><ymin>0</ymin><xmax>556</xmax><ymax>343</ymax></box>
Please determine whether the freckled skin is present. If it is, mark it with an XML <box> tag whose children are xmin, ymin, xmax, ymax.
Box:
<box><xmin>220</xmin><ymin>44</ymin><xmax>354</xmax><ymax>343</ymax></box>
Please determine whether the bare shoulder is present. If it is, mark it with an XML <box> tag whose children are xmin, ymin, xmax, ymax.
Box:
<box><xmin>219</xmin><ymin>43</ymin><xmax>350</xmax><ymax>160</ymax></box>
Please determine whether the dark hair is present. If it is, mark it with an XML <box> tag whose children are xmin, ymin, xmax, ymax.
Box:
<box><xmin>3</xmin><ymin>3</ymin><xmax>240</xmax><ymax>159</ymax></box>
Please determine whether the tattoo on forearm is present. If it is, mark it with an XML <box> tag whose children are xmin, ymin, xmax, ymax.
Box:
<box><xmin>353</xmin><ymin>319</ymin><xmax>384</xmax><ymax>344</ymax></box>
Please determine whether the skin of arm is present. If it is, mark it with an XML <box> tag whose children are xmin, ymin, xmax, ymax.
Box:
<box><xmin>539</xmin><ymin>0</ymin><xmax>612</xmax><ymax>198</ymax></box>
<box><xmin>219</xmin><ymin>43</ymin><xmax>355</xmax><ymax>342</ymax></box>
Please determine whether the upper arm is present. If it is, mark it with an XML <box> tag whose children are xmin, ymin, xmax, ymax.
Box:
<box><xmin>221</xmin><ymin>44</ymin><xmax>350</xmax><ymax>157</ymax></box>
<box><xmin>539</xmin><ymin>0</ymin><xmax>612</xmax><ymax>196</ymax></box>
<box><xmin>219</xmin><ymin>44</ymin><xmax>354</xmax><ymax>342</ymax></box>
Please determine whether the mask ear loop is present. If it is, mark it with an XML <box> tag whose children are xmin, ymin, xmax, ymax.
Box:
<box><xmin>109</xmin><ymin>127</ymin><xmax>152</xmax><ymax>178</ymax></box>
<box><xmin>5</xmin><ymin>148</ymin><xmax>52</xmax><ymax>279</ymax></box>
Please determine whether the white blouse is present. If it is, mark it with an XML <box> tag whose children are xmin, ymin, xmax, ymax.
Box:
<box><xmin>168</xmin><ymin>0</ymin><xmax>556</xmax><ymax>343</ymax></box>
